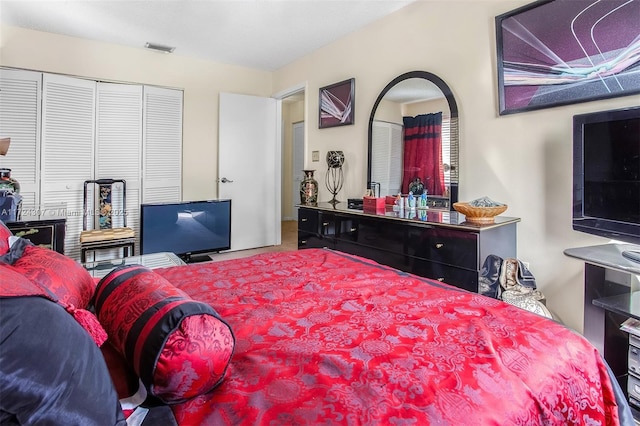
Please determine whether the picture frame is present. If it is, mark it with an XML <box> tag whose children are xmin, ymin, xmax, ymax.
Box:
<box><xmin>319</xmin><ymin>78</ymin><xmax>355</xmax><ymax>128</ymax></box>
<box><xmin>495</xmin><ymin>0</ymin><xmax>640</xmax><ymax>115</ymax></box>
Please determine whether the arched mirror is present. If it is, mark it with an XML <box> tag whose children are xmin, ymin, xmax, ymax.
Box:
<box><xmin>367</xmin><ymin>71</ymin><xmax>459</xmax><ymax>210</ymax></box>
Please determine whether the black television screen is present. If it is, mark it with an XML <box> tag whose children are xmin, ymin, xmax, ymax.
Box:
<box><xmin>140</xmin><ymin>199</ymin><xmax>231</xmax><ymax>261</ymax></box>
<box><xmin>572</xmin><ymin>106</ymin><xmax>640</xmax><ymax>246</ymax></box>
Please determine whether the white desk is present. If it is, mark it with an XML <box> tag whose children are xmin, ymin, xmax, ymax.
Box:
<box><xmin>83</xmin><ymin>252</ymin><xmax>186</xmax><ymax>278</ymax></box>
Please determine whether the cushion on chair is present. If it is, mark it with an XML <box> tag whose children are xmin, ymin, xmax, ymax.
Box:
<box><xmin>93</xmin><ymin>265</ymin><xmax>235</xmax><ymax>404</ymax></box>
<box><xmin>80</xmin><ymin>227</ymin><xmax>135</xmax><ymax>243</ymax></box>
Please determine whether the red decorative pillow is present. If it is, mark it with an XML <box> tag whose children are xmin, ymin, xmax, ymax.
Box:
<box><xmin>93</xmin><ymin>265</ymin><xmax>235</xmax><ymax>404</ymax></box>
<box><xmin>0</xmin><ymin>221</ymin><xmax>11</xmax><ymax>255</ymax></box>
<box><xmin>0</xmin><ymin>262</ymin><xmax>42</xmax><ymax>297</ymax></box>
<box><xmin>8</xmin><ymin>242</ymin><xmax>95</xmax><ymax>309</ymax></box>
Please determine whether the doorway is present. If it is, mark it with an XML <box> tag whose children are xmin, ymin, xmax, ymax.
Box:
<box><xmin>279</xmin><ymin>87</ymin><xmax>306</xmax><ymax>222</ymax></box>
<box><xmin>291</xmin><ymin>121</ymin><xmax>304</xmax><ymax>221</ymax></box>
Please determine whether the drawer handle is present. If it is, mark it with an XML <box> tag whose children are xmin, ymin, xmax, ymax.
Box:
<box><xmin>300</xmin><ymin>240</ymin><xmax>307</xmax><ymax>245</ymax></box>
<box><xmin>435</xmin><ymin>243</ymin><xmax>444</xmax><ymax>249</ymax></box>
<box><xmin>437</xmin><ymin>277</ymin><xmax>445</xmax><ymax>282</ymax></box>
<box><xmin>301</xmin><ymin>218</ymin><xmax>308</xmax><ymax>222</ymax></box>
<box><xmin>350</xmin><ymin>227</ymin><xmax>357</xmax><ymax>232</ymax></box>
<box><xmin>322</xmin><ymin>222</ymin><xmax>329</xmax><ymax>226</ymax></box>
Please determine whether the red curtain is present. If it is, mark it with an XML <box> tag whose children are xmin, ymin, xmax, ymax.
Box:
<box><xmin>401</xmin><ymin>113</ymin><xmax>445</xmax><ymax>196</ymax></box>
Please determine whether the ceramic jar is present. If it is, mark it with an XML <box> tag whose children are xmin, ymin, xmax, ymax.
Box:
<box><xmin>0</xmin><ymin>168</ymin><xmax>20</xmax><ymax>194</ymax></box>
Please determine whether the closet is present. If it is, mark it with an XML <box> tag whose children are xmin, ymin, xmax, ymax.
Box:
<box><xmin>370</xmin><ymin>121</ymin><xmax>402</xmax><ymax>197</ymax></box>
<box><xmin>0</xmin><ymin>68</ymin><xmax>183</xmax><ymax>260</ymax></box>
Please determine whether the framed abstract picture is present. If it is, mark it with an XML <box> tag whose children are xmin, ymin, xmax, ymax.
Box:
<box><xmin>496</xmin><ymin>0</ymin><xmax>640</xmax><ymax>115</ymax></box>
<box><xmin>319</xmin><ymin>78</ymin><xmax>355</xmax><ymax>128</ymax></box>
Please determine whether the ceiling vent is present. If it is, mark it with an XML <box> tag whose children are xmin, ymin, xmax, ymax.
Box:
<box><xmin>144</xmin><ymin>42</ymin><xmax>175</xmax><ymax>53</ymax></box>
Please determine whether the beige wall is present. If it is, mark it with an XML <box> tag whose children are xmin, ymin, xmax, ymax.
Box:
<box><xmin>0</xmin><ymin>25</ymin><xmax>273</xmax><ymax>202</ymax></box>
<box><xmin>1</xmin><ymin>1</ymin><xmax>638</xmax><ymax>331</ymax></box>
<box><xmin>405</xmin><ymin>98</ymin><xmax>450</xmax><ymax>118</ymax></box>
<box><xmin>272</xmin><ymin>0</ymin><xmax>640</xmax><ymax>332</ymax></box>
<box><xmin>375</xmin><ymin>99</ymin><xmax>403</xmax><ymax>125</ymax></box>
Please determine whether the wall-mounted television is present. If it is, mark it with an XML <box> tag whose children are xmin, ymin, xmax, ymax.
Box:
<box><xmin>572</xmin><ymin>106</ymin><xmax>640</xmax><ymax>254</ymax></box>
<box><xmin>140</xmin><ymin>199</ymin><xmax>231</xmax><ymax>263</ymax></box>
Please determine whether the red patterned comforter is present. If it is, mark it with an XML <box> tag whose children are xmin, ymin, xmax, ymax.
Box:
<box><xmin>154</xmin><ymin>248</ymin><xmax>624</xmax><ymax>425</ymax></box>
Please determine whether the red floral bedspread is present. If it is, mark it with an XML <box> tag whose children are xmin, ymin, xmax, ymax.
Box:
<box><xmin>155</xmin><ymin>248</ymin><xmax>621</xmax><ymax>425</ymax></box>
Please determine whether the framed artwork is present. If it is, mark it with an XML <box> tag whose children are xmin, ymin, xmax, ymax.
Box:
<box><xmin>496</xmin><ymin>0</ymin><xmax>640</xmax><ymax>115</ymax></box>
<box><xmin>319</xmin><ymin>78</ymin><xmax>355</xmax><ymax>128</ymax></box>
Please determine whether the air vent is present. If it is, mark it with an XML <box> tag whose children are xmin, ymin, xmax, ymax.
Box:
<box><xmin>144</xmin><ymin>42</ymin><xmax>175</xmax><ymax>53</ymax></box>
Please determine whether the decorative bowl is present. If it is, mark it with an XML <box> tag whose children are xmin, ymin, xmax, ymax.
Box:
<box><xmin>453</xmin><ymin>202</ymin><xmax>508</xmax><ymax>224</ymax></box>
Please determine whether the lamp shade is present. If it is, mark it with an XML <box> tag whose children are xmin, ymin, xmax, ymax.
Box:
<box><xmin>0</xmin><ymin>138</ymin><xmax>10</xmax><ymax>156</ymax></box>
<box><xmin>326</xmin><ymin>150</ymin><xmax>345</xmax><ymax>168</ymax></box>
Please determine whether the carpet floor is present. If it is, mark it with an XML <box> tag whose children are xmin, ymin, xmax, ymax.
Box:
<box><xmin>208</xmin><ymin>220</ymin><xmax>298</xmax><ymax>262</ymax></box>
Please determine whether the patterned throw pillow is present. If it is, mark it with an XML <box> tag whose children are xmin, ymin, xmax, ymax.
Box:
<box><xmin>0</xmin><ymin>221</ymin><xmax>11</xmax><ymax>255</ymax></box>
<box><xmin>3</xmin><ymin>239</ymin><xmax>95</xmax><ymax>309</ymax></box>
<box><xmin>93</xmin><ymin>265</ymin><xmax>235</xmax><ymax>404</ymax></box>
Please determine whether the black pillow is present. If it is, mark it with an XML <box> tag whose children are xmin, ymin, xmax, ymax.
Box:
<box><xmin>0</xmin><ymin>296</ymin><xmax>125</xmax><ymax>425</ymax></box>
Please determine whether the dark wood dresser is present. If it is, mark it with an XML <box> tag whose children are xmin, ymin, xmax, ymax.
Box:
<box><xmin>6</xmin><ymin>217</ymin><xmax>66</xmax><ymax>254</ymax></box>
<box><xmin>298</xmin><ymin>203</ymin><xmax>519</xmax><ymax>292</ymax></box>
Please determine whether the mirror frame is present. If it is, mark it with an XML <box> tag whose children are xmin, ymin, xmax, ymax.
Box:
<box><xmin>367</xmin><ymin>70</ymin><xmax>459</xmax><ymax>209</ymax></box>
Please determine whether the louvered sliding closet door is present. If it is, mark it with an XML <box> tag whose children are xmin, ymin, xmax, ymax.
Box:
<box><xmin>371</xmin><ymin>121</ymin><xmax>403</xmax><ymax>197</ymax></box>
<box><xmin>142</xmin><ymin>86</ymin><xmax>183</xmax><ymax>203</ymax></box>
<box><xmin>41</xmin><ymin>74</ymin><xmax>96</xmax><ymax>260</ymax></box>
<box><xmin>0</xmin><ymin>69</ymin><xmax>42</xmax><ymax>209</ymax></box>
<box><xmin>95</xmin><ymin>82</ymin><xmax>142</xmax><ymax>257</ymax></box>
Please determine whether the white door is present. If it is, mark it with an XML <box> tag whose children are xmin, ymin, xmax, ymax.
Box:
<box><xmin>95</xmin><ymin>82</ymin><xmax>143</xmax><ymax>258</ymax></box>
<box><xmin>0</xmin><ymin>69</ymin><xmax>42</xmax><ymax>209</ymax></box>
<box><xmin>41</xmin><ymin>74</ymin><xmax>96</xmax><ymax>260</ymax></box>
<box><xmin>219</xmin><ymin>92</ymin><xmax>279</xmax><ymax>252</ymax></box>
<box><xmin>142</xmin><ymin>86</ymin><xmax>183</xmax><ymax>204</ymax></box>
<box><xmin>291</xmin><ymin>122</ymin><xmax>304</xmax><ymax>221</ymax></box>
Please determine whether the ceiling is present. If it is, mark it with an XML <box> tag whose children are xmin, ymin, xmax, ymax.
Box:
<box><xmin>0</xmin><ymin>0</ymin><xmax>415</xmax><ymax>71</ymax></box>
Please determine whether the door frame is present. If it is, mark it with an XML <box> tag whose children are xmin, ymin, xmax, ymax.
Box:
<box><xmin>273</xmin><ymin>83</ymin><xmax>306</xmax><ymax>226</ymax></box>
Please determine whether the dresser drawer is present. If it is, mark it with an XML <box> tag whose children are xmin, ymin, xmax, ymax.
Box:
<box><xmin>407</xmin><ymin>227</ymin><xmax>478</xmax><ymax>270</ymax></box>
<box><xmin>318</xmin><ymin>212</ymin><xmax>339</xmax><ymax>237</ymax></box>
<box><xmin>298</xmin><ymin>208</ymin><xmax>318</xmax><ymax>233</ymax></box>
<box><xmin>336</xmin><ymin>240</ymin><xmax>410</xmax><ymax>271</ymax></box>
<box><xmin>298</xmin><ymin>230</ymin><xmax>331</xmax><ymax>249</ymax></box>
<box><xmin>411</xmin><ymin>259</ymin><xmax>478</xmax><ymax>292</ymax></box>
<box><xmin>336</xmin><ymin>217</ymin><xmax>405</xmax><ymax>253</ymax></box>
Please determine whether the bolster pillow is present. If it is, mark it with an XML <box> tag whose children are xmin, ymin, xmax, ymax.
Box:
<box><xmin>93</xmin><ymin>265</ymin><xmax>235</xmax><ymax>404</ymax></box>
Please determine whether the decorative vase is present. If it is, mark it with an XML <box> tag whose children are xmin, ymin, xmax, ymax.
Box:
<box><xmin>408</xmin><ymin>177</ymin><xmax>425</xmax><ymax>196</ymax></box>
<box><xmin>326</xmin><ymin>150</ymin><xmax>345</xmax><ymax>168</ymax></box>
<box><xmin>0</xmin><ymin>168</ymin><xmax>20</xmax><ymax>194</ymax></box>
<box><xmin>300</xmin><ymin>170</ymin><xmax>318</xmax><ymax>205</ymax></box>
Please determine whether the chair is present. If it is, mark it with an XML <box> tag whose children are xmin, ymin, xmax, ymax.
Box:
<box><xmin>80</xmin><ymin>179</ymin><xmax>135</xmax><ymax>263</ymax></box>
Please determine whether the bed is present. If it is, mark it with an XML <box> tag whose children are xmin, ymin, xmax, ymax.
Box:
<box><xmin>111</xmin><ymin>247</ymin><xmax>630</xmax><ymax>425</ymax></box>
<box><xmin>0</xmin><ymin>231</ymin><xmax>632</xmax><ymax>425</ymax></box>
